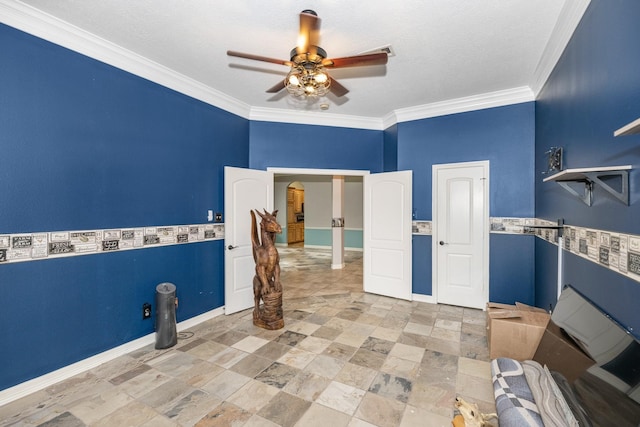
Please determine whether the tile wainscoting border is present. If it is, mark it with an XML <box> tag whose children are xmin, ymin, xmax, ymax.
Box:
<box><xmin>0</xmin><ymin>223</ymin><xmax>225</xmax><ymax>265</ymax></box>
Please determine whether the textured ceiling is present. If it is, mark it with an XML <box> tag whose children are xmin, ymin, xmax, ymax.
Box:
<box><xmin>4</xmin><ymin>0</ymin><xmax>585</xmax><ymax>123</ymax></box>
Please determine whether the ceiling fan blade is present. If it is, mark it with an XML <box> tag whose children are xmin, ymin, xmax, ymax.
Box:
<box><xmin>322</xmin><ymin>52</ymin><xmax>388</xmax><ymax>68</ymax></box>
<box><xmin>227</xmin><ymin>50</ymin><xmax>292</xmax><ymax>67</ymax></box>
<box><xmin>329</xmin><ymin>77</ymin><xmax>349</xmax><ymax>97</ymax></box>
<box><xmin>298</xmin><ymin>10</ymin><xmax>320</xmax><ymax>55</ymax></box>
<box><xmin>266</xmin><ymin>80</ymin><xmax>286</xmax><ymax>94</ymax></box>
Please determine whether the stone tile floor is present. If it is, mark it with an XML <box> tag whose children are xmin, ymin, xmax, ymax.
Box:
<box><xmin>0</xmin><ymin>247</ymin><xmax>495</xmax><ymax>426</ymax></box>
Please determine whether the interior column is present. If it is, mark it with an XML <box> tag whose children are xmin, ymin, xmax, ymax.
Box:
<box><xmin>331</xmin><ymin>175</ymin><xmax>345</xmax><ymax>269</ymax></box>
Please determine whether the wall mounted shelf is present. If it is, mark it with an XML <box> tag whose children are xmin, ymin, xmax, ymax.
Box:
<box><xmin>614</xmin><ymin>118</ymin><xmax>640</xmax><ymax>136</ymax></box>
<box><xmin>543</xmin><ymin>166</ymin><xmax>632</xmax><ymax>206</ymax></box>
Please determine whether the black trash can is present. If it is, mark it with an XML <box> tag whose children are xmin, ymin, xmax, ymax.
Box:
<box><xmin>155</xmin><ymin>282</ymin><xmax>177</xmax><ymax>349</ymax></box>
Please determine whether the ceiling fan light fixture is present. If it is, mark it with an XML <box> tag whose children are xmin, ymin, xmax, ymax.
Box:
<box><xmin>288</xmin><ymin>74</ymin><xmax>300</xmax><ymax>86</ymax></box>
<box><xmin>314</xmin><ymin>71</ymin><xmax>328</xmax><ymax>83</ymax></box>
<box><xmin>228</xmin><ymin>10</ymin><xmax>387</xmax><ymax>101</ymax></box>
<box><xmin>285</xmin><ymin>65</ymin><xmax>331</xmax><ymax>98</ymax></box>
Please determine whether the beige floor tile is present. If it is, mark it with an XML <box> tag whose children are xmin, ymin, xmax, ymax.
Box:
<box><xmin>456</xmin><ymin>372</ymin><xmax>495</xmax><ymax>403</ymax></box>
<box><xmin>92</xmin><ymin>401</ymin><xmax>158</xmax><ymax>427</ymax></box>
<box><xmin>434</xmin><ymin>318</ymin><xmax>462</xmax><ymax>332</ymax></box>
<box><xmin>201</xmin><ymin>370</ymin><xmax>251</xmax><ymax>400</ymax></box>
<box><xmin>381</xmin><ymin>356</ymin><xmax>419</xmax><ymax>379</ymax></box>
<box><xmin>195</xmin><ymin>401</ymin><xmax>252</xmax><ymax>427</ymax></box>
<box><xmin>354</xmin><ymin>392</ymin><xmax>406</xmax><ymax>427</ymax></box>
<box><xmin>0</xmin><ymin>247</ymin><xmax>494</xmax><ymax>427</ymax></box>
<box><xmin>277</xmin><ymin>347</ymin><xmax>317</xmax><ymax>370</ymax></box>
<box><xmin>68</xmin><ymin>387</ymin><xmax>134</xmax><ymax>424</ymax></box>
<box><xmin>294</xmin><ymin>403</ymin><xmax>352</xmax><ymax>427</ymax></box>
<box><xmin>257</xmin><ymin>391</ymin><xmax>312</xmax><ymax>427</ymax></box>
<box><xmin>403</xmin><ymin>321</ymin><xmax>432</xmax><ymax>336</ymax></box>
<box><xmin>457</xmin><ymin>356</ymin><xmax>492</xmax><ymax>380</ymax></box>
<box><xmin>335</xmin><ymin>363</ymin><xmax>378</xmax><ymax>390</ymax></box>
<box><xmin>283</xmin><ymin>371</ymin><xmax>331</xmax><ymax>401</ymax></box>
<box><xmin>316</xmin><ymin>381</ymin><xmax>366</xmax><ymax>415</ymax></box>
<box><xmin>389</xmin><ymin>342</ymin><xmax>425</xmax><ymax>362</ymax></box>
<box><xmin>430</xmin><ymin>326</ymin><xmax>461</xmax><ymax>342</ymax></box>
<box><xmin>243</xmin><ymin>414</ymin><xmax>281</xmax><ymax>427</ymax></box>
<box><xmin>207</xmin><ymin>346</ymin><xmax>248</xmax><ymax>368</ymax></box>
<box><xmin>297</xmin><ymin>335</ymin><xmax>332</xmax><ymax>353</ymax></box>
<box><xmin>370</xmin><ymin>326</ymin><xmax>402</xmax><ymax>342</ymax></box>
<box><xmin>232</xmin><ymin>336</ymin><xmax>270</xmax><ymax>353</ymax></box>
<box><xmin>117</xmin><ymin>368</ymin><xmax>173</xmax><ymax>399</ymax></box>
<box><xmin>226</xmin><ymin>379</ymin><xmax>280</xmax><ymax>413</ymax></box>
<box><xmin>400</xmin><ymin>404</ymin><xmax>452</xmax><ymax>427</ymax></box>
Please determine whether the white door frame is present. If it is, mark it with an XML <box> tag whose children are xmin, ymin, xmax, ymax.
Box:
<box><xmin>268</xmin><ymin>168</ymin><xmax>369</xmax><ymax>177</ymax></box>
<box><xmin>431</xmin><ymin>160</ymin><xmax>490</xmax><ymax>307</ymax></box>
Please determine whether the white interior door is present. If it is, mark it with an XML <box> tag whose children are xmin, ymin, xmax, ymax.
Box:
<box><xmin>434</xmin><ymin>161</ymin><xmax>488</xmax><ymax>309</ymax></box>
<box><xmin>363</xmin><ymin>171</ymin><xmax>412</xmax><ymax>300</ymax></box>
<box><xmin>224</xmin><ymin>166</ymin><xmax>273</xmax><ymax>314</ymax></box>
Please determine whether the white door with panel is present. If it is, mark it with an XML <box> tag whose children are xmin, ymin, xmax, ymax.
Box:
<box><xmin>224</xmin><ymin>166</ymin><xmax>273</xmax><ymax>314</ymax></box>
<box><xmin>363</xmin><ymin>171</ymin><xmax>412</xmax><ymax>301</ymax></box>
<box><xmin>433</xmin><ymin>161</ymin><xmax>488</xmax><ymax>309</ymax></box>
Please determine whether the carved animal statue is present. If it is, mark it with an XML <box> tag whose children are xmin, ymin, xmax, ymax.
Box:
<box><xmin>452</xmin><ymin>396</ymin><xmax>497</xmax><ymax>427</ymax></box>
<box><xmin>250</xmin><ymin>209</ymin><xmax>282</xmax><ymax>320</ymax></box>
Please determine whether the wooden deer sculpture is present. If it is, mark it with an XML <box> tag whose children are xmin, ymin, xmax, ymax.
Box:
<box><xmin>250</xmin><ymin>208</ymin><xmax>284</xmax><ymax>329</ymax></box>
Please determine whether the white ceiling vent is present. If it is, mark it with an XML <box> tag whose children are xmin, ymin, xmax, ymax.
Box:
<box><xmin>358</xmin><ymin>44</ymin><xmax>395</xmax><ymax>57</ymax></box>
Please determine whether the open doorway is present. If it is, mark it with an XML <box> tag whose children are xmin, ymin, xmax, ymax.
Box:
<box><xmin>224</xmin><ymin>166</ymin><xmax>413</xmax><ymax>315</ymax></box>
<box><xmin>274</xmin><ymin>174</ymin><xmax>364</xmax><ymax>254</ymax></box>
<box><xmin>286</xmin><ymin>181</ymin><xmax>305</xmax><ymax>246</ymax></box>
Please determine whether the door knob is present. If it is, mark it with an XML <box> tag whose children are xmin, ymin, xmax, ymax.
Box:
<box><xmin>228</xmin><ymin>245</ymin><xmax>237</xmax><ymax>250</ymax></box>
<box><xmin>439</xmin><ymin>241</ymin><xmax>447</xmax><ymax>246</ymax></box>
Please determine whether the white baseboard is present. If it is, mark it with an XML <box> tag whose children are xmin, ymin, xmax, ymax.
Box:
<box><xmin>0</xmin><ymin>306</ymin><xmax>225</xmax><ymax>406</ymax></box>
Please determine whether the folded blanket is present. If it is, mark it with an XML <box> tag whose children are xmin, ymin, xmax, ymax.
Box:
<box><xmin>491</xmin><ymin>358</ymin><xmax>544</xmax><ymax>427</ymax></box>
<box><xmin>522</xmin><ymin>360</ymin><xmax>579</xmax><ymax>427</ymax></box>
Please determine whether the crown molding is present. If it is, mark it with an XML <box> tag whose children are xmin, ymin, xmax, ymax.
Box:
<box><xmin>0</xmin><ymin>0</ymin><xmax>251</xmax><ymax>119</ymax></box>
<box><xmin>393</xmin><ymin>87</ymin><xmax>535</xmax><ymax>124</ymax></box>
<box><xmin>250</xmin><ymin>107</ymin><xmax>384</xmax><ymax>130</ymax></box>
<box><xmin>252</xmin><ymin>86</ymin><xmax>536</xmax><ymax>129</ymax></box>
<box><xmin>1</xmin><ymin>0</ymin><xmax>579</xmax><ymax>130</ymax></box>
<box><xmin>530</xmin><ymin>0</ymin><xmax>591</xmax><ymax>96</ymax></box>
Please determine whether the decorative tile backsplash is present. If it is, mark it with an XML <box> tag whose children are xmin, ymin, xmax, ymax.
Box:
<box><xmin>0</xmin><ymin>223</ymin><xmax>225</xmax><ymax>264</ymax></box>
<box><xmin>533</xmin><ymin>220</ymin><xmax>640</xmax><ymax>284</ymax></box>
<box><xmin>3</xmin><ymin>217</ymin><xmax>639</xmax><ymax>284</ymax></box>
<box><xmin>490</xmin><ymin>217</ymin><xmax>538</xmax><ymax>234</ymax></box>
<box><xmin>415</xmin><ymin>216</ymin><xmax>640</xmax><ymax>284</ymax></box>
<box><xmin>413</xmin><ymin>217</ymin><xmax>538</xmax><ymax>236</ymax></box>
<box><xmin>412</xmin><ymin>221</ymin><xmax>432</xmax><ymax>235</ymax></box>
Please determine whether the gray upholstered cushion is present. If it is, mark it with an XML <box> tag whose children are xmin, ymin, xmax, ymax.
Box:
<box><xmin>491</xmin><ymin>357</ymin><xmax>544</xmax><ymax>427</ymax></box>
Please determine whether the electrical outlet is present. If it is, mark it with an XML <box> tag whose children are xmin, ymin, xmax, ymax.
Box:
<box><xmin>215</xmin><ymin>212</ymin><xmax>222</xmax><ymax>222</ymax></box>
<box><xmin>142</xmin><ymin>303</ymin><xmax>152</xmax><ymax>319</ymax></box>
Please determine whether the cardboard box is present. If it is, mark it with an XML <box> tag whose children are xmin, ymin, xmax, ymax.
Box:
<box><xmin>487</xmin><ymin>302</ymin><xmax>550</xmax><ymax>361</ymax></box>
<box><xmin>533</xmin><ymin>320</ymin><xmax>595</xmax><ymax>383</ymax></box>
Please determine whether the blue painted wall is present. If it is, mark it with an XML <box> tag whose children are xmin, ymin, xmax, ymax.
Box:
<box><xmin>398</xmin><ymin>103</ymin><xmax>536</xmax><ymax>301</ymax></box>
<box><xmin>412</xmin><ymin>236</ymin><xmax>432</xmax><ymax>296</ymax></box>
<box><xmin>534</xmin><ymin>0</ymin><xmax>640</xmax><ymax>334</ymax></box>
<box><xmin>249</xmin><ymin>121</ymin><xmax>384</xmax><ymax>172</ymax></box>
<box><xmin>0</xmin><ymin>24</ymin><xmax>248</xmax><ymax>390</ymax></box>
<box><xmin>383</xmin><ymin>124</ymin><xmax>398</xmax><ymax>172</ymax></box>
<box><xmin>13</xmin><ymin>0</ymin><xmax>633</xmax><ymax>391</ymax></box>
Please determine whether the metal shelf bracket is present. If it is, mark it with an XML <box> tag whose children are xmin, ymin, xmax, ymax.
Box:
<box><xmin>544</xmin><ymin>166</ymin><xmax>631</xmax><ymax>206</ymax></box>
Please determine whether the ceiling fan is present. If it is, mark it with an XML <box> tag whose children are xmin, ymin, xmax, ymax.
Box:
<box><xmin>227</xmin><ymin>10</ymin><xmax>388</xmax><ymax>98</ymax></box>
